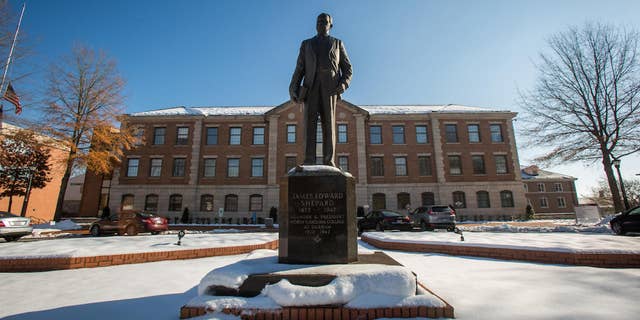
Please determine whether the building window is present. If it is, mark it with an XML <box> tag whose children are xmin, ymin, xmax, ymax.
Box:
<box><xmin>251</xmin><ymin>158</ymin><xmax>264</xmax><ymax>177</ymax></box>
<box><xmin>206</xmin><ymin>127</ymin><xmax>218</xmax><ymax>145</ymax></box>
<box><xmin>453</xmin><ymin>191</ymin><xmax>466</xmax><ymax>208</ymax></box>
<box><xmin>133</xmin><ymin>127</ymin><xmax>145</xmax><ymax>146</ymax></box>
<box><xmin>227</xmin><ymin>158</ymin><xmax>240</xmax><ymax>177</ymax></box>
<box><xmin>371</xmin><ymin>157</ymin><xmax>384</xmax><ymax>176</ymax></box>
<box><xmin>472</xmin><ymin>155</ymin><xmax>486</xmax><ymax>174</ymax></box>
<box><xmin>126</xmin><ymin>158</ymin><xmax>139</xmax><ymax>177</ymax></box>
<box><xmin>392</xmin><ymin>125</ymin><xmax>405</xmax><ymax>144</ymax></box>
<box><xmin>395</xmin><ymin>157</ymin><xmax>407</xmax><ymax>176</ymax></box>
<box><xmin>338</xmin><ymin>156</ymin><xmax>349</xmax><ymax>172</ymax></box>
<box><xmin>176</xmin><ymin>127</ymin><xmax>189</xmax><ymax>145</ymax></box>
<box><xmin>144</xmin><ymin>194</ymin><xmax>158</xmax><ymax>212</ymax></box>
<box><xmin>224</xmin><ymin>194</ymin><xmax>238</xmax><ymax>212</ymax></box>
<box><xmin>468</xmin><ymin>124</ymin><xmax>480</xmax><ymax>143</ymax></box>
<box><xmin>495</xmin><ymin>155</ymin><xmax>508</xmax><ymax>174</ymax></box>
<box><xmin>537</xmin><ymin>183</ymin><xmax>546</xmax><ymax>192</ymax></box>
<box><xmin>153</xmin><ymin>127</ymin><xmax>166</xmax><ymax>145</ymax></box>
<box><xmin>445</xmin><ymin>124</ymin><xmax>458</xmax><ymax>143</ymax></box>
<box><xmin>250</xmin><ymin>194</ymin><xmax>263</xmax><ymax>212</ymax></box>
<box><xmin>500</xmin><ymin>190</ymin><xmax>514</xmax><ymax>207</ymax></box>
<box><xmin>418</xmin><ymin>156</ymin><xmax>432</xmax><ymax>176</ymax></box>
<box><xmin>448</xmin><ymin>155</ymin><xmax>462</xmax><ymax>175</ymax></box>
<box><xmin>121</xmin><ymin>194</ymin><xmax>134</xmax><ymax>210</ymax></box>
<box><xmin>287</xmin><ymin>125</ymin><xmax>296</xmax><ymax>143</ymax></box>
<box><xmin>149</xmin><ymin>158</ymin><xmax>162</xmax><ymax>177</ymax></box>
<box><xmin>169</xmin><ymin>194</ymin><xmax>183</xmax><ymax>211</ymax></box>
<box><xmin>200</xmin><ymin>194</ymin><xmax>214</xmax><ymax>212</ymax></box>
<box><xmin>421</xmin><ymin>192</ymin><xmax>435</xmax><ymax>206</ymax></box>
<box><xmin>285</xmin><ymin>156</ymin><xmax>297</xmax><ymax>173</ymax></box>
<box><xmin>557</xmin><ymin>197</ymin><xmax>566</xmax><ymax>208</ymax></box>
<box><xmin>477</xmin><ymin>191</ymin><xmax>491</xmax><ymax>208</ymax></box>
<box><xmin>172</xmin><ymin>158</ymin><xmax>186</xmax><ymax>177</ymax></box>
<box><xmin>338</xmin><ymin>124</ymin><xmax>348</xmax><ymax>143</ymax></box>
<box><xmin>490</xmin><ymin>124</ymin><xmax>504</xmax><ymax>142</ymax></box>
<box><xmin>203</xmin><ymin>158</ymin><xmax>216</xmax><ymax>177</ymax></box>
<box><xmin>416</xmin><ymin>125</ymin><xmax>428</xmax><ymax>144</ymax></box>
<box><xmin>229</xmin><ymin>127</ymin><xmax>242</xmax><ymax>145</ymax></box>
<box><xmin>540</xmin><ymin>197</ymin><xmax>549</xmax><ymax>208</ymax></box>
<box><xmin>253</xmin><ymin>127</ymin><xmax>265</xmax><ymax>145</ymax></box>
<box><xmin>553</xmin><ymin>183</ymin><xmax>563</xmax><ymax>192</ymax></box>
<box><xmin>397</xmin><ymin>192</ymin><xmax>411</xmax><ymax>210</ymax></box>
<box><xmin>370</xmin><ymin>125</ymin><xmax>382</xmax><ymax>144</ymax></box>
<box><xmin>372</xmin><ymin>193</ymin><xmax>386</xmax><ymax>210</ymax></box>
<box><xmin>315</xmin><ymin>123</ymin><xmax>323</xmax><ymax>164</ymax></box>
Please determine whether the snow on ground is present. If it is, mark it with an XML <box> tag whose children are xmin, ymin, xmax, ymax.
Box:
<box><xmin>364</xmin><ymin>230</ymin><xmax>640</xmax><ymax>254</ymax></box>
<box><xmin>0</xmin><ymin>233</ymin><xmax>277</xmax><ymax>259</ymax></box>
<box><xmin>191</xmin><ymin>249</ymin><xmax>440</xmax><ymax>310</ymax></box>
<box><xmin>30</xmin><ymin>219</ymin><xmax>83</xmax><ymax>236</ymax></box>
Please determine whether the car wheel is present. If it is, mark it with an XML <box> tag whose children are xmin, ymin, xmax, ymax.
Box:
<box><xmin>90</xmin><ymin>225</ymin><xmax>100</xmax><ymax>237</ymax></box>
<box><xmin>4</xmin><ymin>236</ymin><xmax>17</xmax><ymax>242</ymax></box>
<box><xmin>446</xmin><ymin>226</ymin><xmax>455</xmax><ymax>232</ymax></box>
<box><xmin>611</xmin><ymin>222</ymin><xmax>625</xmax><ymax>235</ymax></box>
<box><xmin>151</xmin><ymin>231</ymin><xmax>159</xmax><ymax>235</ymax></box>
<box><xmin>375</xmin><ymin>222</ymin><xmax>384</xmax><ymax>232</ymax></box>
<box><xmin>126</xmin><ymin>224</ymin><xmax>138</xmax><ymax>236</ymax></box>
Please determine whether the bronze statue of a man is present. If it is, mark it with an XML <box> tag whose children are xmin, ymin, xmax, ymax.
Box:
<box><xmin>289</xmin><ymin>13</ymin><xmax>353</xmax><ymax>167</ymax></box>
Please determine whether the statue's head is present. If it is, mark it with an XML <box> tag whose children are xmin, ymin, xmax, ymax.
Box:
<box><xmin>316</xmin><ymin>13</ymin><xmax>332</xmax><ymax>35</ymax></box>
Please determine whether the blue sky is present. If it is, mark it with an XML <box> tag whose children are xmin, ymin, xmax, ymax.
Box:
<box><xmin>7</xmin><ymin>0</ymin><xmax>640</xmax><ymax>197</ymax></box>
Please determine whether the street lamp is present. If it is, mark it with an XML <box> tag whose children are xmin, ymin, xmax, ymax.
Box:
<box><xmin>612</xmin><ymin>158</ymin><xmax>630</xmax><ymax>211</ymax></box>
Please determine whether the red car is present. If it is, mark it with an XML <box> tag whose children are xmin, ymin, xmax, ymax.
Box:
<box><xmin>90</xmin><ymin>210</ymin><xmax>168</xmax><ymax>236</ymax></box>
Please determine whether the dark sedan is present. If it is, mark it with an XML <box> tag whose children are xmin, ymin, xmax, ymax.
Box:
<box><xmin>610</xmin><ymin>206</ymin><xmax>640</xmax><ymax>235</ymax></box>
<box><xmin>358</xmin><ymin>209</ymin><xmax>413</xmax><ymax>234</ymax></box>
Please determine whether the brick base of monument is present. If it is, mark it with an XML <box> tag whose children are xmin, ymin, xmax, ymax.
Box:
<box><xmin>180</xmin><ymin>281</ymin><xmax>454</xmax><ymax>319</ymax></box>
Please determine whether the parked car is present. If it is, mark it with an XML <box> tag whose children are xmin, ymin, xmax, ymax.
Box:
<box><xmin>411</xmin><ymin>205</ymin><xmax>456</xmax><ymax>231</ymax></box>
<box><xmin>89</xmin><ymin>210</ymin><xmax>168</xmax><ymax>236</ymax></box>
<box><xmin>610</xmin><ymin>206</ymin><xmax>640</xmax><ymax>235</ymax></box>
<box><xmin>358</xmin><ymin>209</ymin><xmax>414</xmax><ymax>234</ymax></box>
<box><xmin>0</xmin><ymin>211</ymin><xmax>33</xmax><ymax>242</ymax></box>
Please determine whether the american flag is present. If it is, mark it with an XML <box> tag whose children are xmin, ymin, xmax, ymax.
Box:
<box><xmin>4</xmin><ymin>82</ymin><xmax>21</xmax><ymax>114</ymax></box>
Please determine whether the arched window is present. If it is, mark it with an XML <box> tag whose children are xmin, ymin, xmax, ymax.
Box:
<box><xmin>476</xmin><ymin>191</ymin><xmax>490</xmax><ymax>208</ymax></box>
<box><xmin>200</xmin><ymin>194</ymin><xmax>214</xmax><ymax>212</ymax></box>
<box><xmin>397</xmin><ymin>192</ymin><xmax>411</xmax><ymax>210</ymax></box>
<box><xmin>169</xmin><ymin>194</ymin><xmax>183</xmax><ymax>211</ymax></box>
<box><xmin>249</xmin><ymin>194</ymin><xmax>263</xmax><ymax>212</ymax></box>
<box><xmin>121</xmin><ymin>194</ymin><xmax>135</xmax><ymax>211</ymax></box>
<box><xmin>145</xmin><ymin>194</ymin><xmax>159</xmax><ymax>212</ymax></box>
<box><xmin>500</xmin><ymin>190</ymin><xmax>514</xmax><ymax>207</ymax></box>
<box><xmin>372</xmin><ymin>193</ymin><xmax>386</xmax><ymax>210</ymax></box>
<box><xmin>452</xmin><ymin>191</ymin><xmax>466</xmax><ymax>208</ymax></box>
<box><xmin>225</xmin><ymin>194</ymin><xmax>238</xmax><ymax>212</ymax></box>
<box><xmin>421</xmin><ymin>192</ymin><xmax>435</xmax><ymax>206</ymax></box>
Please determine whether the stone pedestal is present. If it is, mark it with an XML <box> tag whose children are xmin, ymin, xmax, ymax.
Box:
<box><xmin>279</xmin><ymin>165</ymin><xmax>357</xmax><ymax>264</ymax></box>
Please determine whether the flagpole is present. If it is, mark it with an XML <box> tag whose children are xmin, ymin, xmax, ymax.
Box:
<box><xmin>1</xmin><ymin>2</ymin><xmax>26</xmax><ymax>95</ymax></box>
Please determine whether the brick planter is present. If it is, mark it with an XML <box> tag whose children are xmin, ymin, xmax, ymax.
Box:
<box><xmin>180</xmin><ymin>282</ymin><xmax>454</xmax><ymax>319</ymax></box>
<box><xmin>361</xmin><ymin>235</ymin><xmax>640</xmax><ymax>268</ymax></box>
<box><xmin>0</xmin><ymin>240</ymin><xmax>278</xmax><ymax>272</ymax></box>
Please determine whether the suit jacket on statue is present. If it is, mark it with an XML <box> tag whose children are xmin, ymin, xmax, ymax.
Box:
<box><xmin>289</xmin><ymin>35</ymin><xmax>353</xmax><ymax>101</ymax></box>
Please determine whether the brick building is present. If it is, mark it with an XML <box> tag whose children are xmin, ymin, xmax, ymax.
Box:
<box><xmin>521</xmin><ymin>165</ymin><xmax>578</xmax><ymax>215</ymax></box>
<box><xmin>94</xmin><ymin>100</ymin><xmax>526</xmax><ymax>222</ymax></box>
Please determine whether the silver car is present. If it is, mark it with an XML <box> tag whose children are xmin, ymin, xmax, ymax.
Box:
<box><xmin>411</xmin><ymin>205</ymin><xmax>456</xmax><ymax>231</ymax></box>
<box><xmin>0</xmin><ymin>211</ymin><xmax>33</xmax><ymax>242</ymax></box>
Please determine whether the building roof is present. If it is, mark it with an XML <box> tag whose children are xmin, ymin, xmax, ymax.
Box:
<box><xmin>520</xmin><ymin>165</ymin><xmax>577</xmax><ymax>181</ymax></box>
<box><xmin>129</xmin><ymin>102</ymin><xmax>509</xmax><ymax>117</ymax></box>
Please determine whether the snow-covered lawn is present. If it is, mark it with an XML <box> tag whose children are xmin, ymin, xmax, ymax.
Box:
<box><xmin>364</xmin><ymin>231</ymin><xmax>640</xmax><ymax>253</ymax></box>
<box><xmin>1</xmin><ymin>232</ymin><xmax>639</xmax><ymax>319</ymax></box>
<box><xmin>0</xmin><ymin>233</ymin><xmax>277</xmax><ymax>259</ymax></box>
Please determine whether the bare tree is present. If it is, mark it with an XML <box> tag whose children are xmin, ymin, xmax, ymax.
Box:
<box><xmin>585</xmin><ymin>178</ymin><xmax>640</xmax><ymax>209</ymax></box>
<box><xmin>521</xmin><ymin>23</ymin><xmax>640</xmax><ymax>213</ymax></box>
<box><xmin>0</xmin><ymin>129</ymin><xmax>51</xmax><ymax>215</ymax></box>
<box><xmin>39</xmin><ymin>45</ymin><xmax>134</xmax><ymax>221</ymax></box>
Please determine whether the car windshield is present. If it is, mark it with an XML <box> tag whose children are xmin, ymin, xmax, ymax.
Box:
<box><xmin>0</xmin><ymin>211</ymin><xmax>18</xmax><ymax>218</ymax></box>
<box><xmin>431</xmin><ymin>206</ymin><xmax>451</xmax><ymax>212</ymax></box>
<box><xmin>136</xmin><ymin>212</ymin><xmax>156</xmax><ymax>218</ymax></box>
<box><xmin>381</xmin><ymin>210</ymin><xmax>404</xmax><ymax>217</ymax></box>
